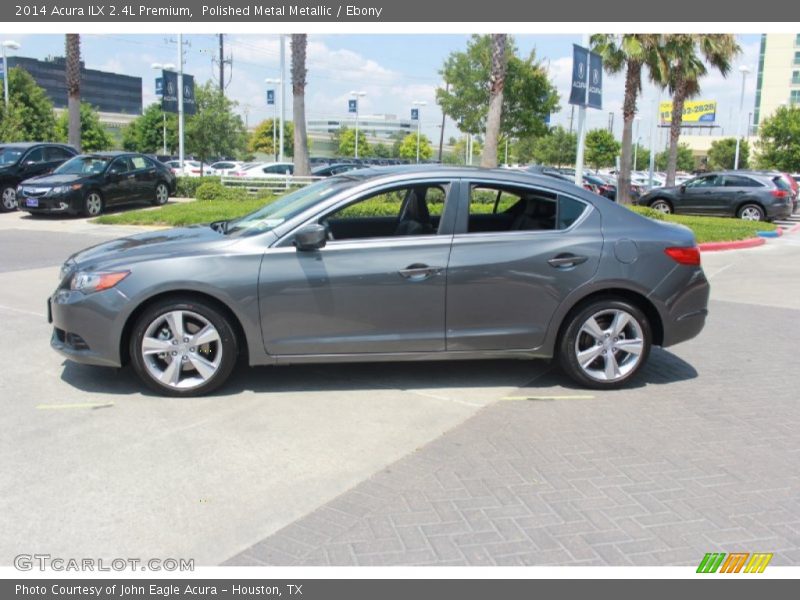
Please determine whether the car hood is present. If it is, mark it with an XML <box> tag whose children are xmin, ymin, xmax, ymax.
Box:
<box><xmin>23</xmin><ymin>173</ymin><xmax>88</xmax><ymax>187</ymax></box>
<box><xmin>65</xmin><ymin>225</ymin><xmax>238</xmax><ymax>270</ymax></box>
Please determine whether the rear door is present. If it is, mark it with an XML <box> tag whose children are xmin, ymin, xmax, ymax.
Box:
<box><xmin>445</xmin><ymin>179</ymin><xmax>603</xmax><ymax>351</ymax></box>
<box><xmin>720</xmin><ymin>174</ymin><xmax>763</xmax><ymax>217</ymax></box>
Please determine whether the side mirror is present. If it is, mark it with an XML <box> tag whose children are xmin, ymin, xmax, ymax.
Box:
<box><xmin>294</xmin><ymin>224</ymin><xmax>327</xmax><ymax>251</ymax></box>
<box><xmin>679</xmin><ymin>185</ymin><xmax>686</xmax><ymax>193</ymax></box>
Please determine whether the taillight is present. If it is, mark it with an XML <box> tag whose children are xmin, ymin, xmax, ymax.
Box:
<box><xmin>771</xmin><ymin>189</ymin><xmax>788</xmax><ymax>198</ymax></box>
<box><xmin>665</xmin><ymin>246</ymin><xmax>701</xmax><ymax>266</ymax></box>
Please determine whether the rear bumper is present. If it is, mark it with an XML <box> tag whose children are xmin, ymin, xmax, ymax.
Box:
<box><xmin>658</xmin><ymin>268</ymin><xmax>710</xmax><ymax>348</ymax></box>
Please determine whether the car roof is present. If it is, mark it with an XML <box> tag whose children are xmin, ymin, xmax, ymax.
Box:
<box><xmin>0</xmin><ymin>142</ymin><xmax>74</xmax><ymax>149</ymax></box>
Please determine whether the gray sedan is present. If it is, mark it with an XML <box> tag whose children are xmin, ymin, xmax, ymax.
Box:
<box><xmin>49</xmin><ymin>166</ymin><xmax>710</xmax><ymax>396</ymax></box>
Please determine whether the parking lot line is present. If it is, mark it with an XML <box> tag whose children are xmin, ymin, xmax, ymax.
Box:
<box><xmin>35</xmin><ymin>402</ymin><xmax>115</xmax><ymax>410</ymax></box>
<box><xmin>502</xmin><ymin>394</ymin><xmax>595</xmax><ymax>401</ymax></box>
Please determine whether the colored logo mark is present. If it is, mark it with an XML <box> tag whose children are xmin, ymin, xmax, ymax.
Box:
<box><xmin>696</xmin><ymin>552</ymin><xmax>773</xmax><ymax>573</ymax></box>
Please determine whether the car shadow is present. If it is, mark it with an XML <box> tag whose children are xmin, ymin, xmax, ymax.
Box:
<box><xmin>58</xmin><ymin>346</ymin><xmax>698</xmax><ymax>398</ymax></box>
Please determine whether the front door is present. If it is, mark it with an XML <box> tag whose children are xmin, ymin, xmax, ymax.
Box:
<box><xmin>259</xmin><ymin>180</ymin><xmax>458</xmax><ymax>355</ymax></box>
<box><xmin>681</xmin><ymin>174</ymin><xmax>723</xmax><ymax>214</ymax></box>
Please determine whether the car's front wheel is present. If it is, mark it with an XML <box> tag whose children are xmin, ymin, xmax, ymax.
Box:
<box><xmin>649</xmin><ymin>198</ymin><xmax>672</xmax><ymax>214</ymax></box>
<box><xmin>129</xmin><ymin>297</ymin><xmax>239</xmax><ymax>396</ymax></box>
<box><xmin>82</xmin><ymin>191</ymin><xmax>104</xmax><ymax>217</ymax></box>
<box><xmin>1</xmin><ymin>185</ymin><xmax>17</xmax><ymax>212</ymax></box>
<box><xmin>558</xmin><ymin>299</ymin><xmax>652</xmax><ymax>389</ymax></box>
<box><xmin>737</xmin><ymin>203</ymin><xmax>765</xmax><ymax>221</ymax></box>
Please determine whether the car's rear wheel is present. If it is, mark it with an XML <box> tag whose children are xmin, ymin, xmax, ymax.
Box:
<box><xmin>1</xmin><ymin>185</ymin><xmax>17</xmax><ymax>212</ymax></box>
<box><xmin>737</xmin><ymin>203</ymin><xmax>765</xmax><ymax>221</ymax></box>
<box><xmin>152</xmin><ymin>182</ymin><xmax>169</xmax><ymax>206</ymax></box>
<box><xmin>649</xmin><ymin>198</ymin><xmax>672</xmax><ymax>214</ymax></box>
<box><xmin>82</xmin><ymin>191</ymin><xmax>104</xmax><ymax>217</ymax></box>
<box><xmin>558</xmin><ymin>299</ymin><xmax>651</xmax><ymax>389</ymax></box>
<box><xmin>129</xmin><ymin>298</ymin><xmax>238</xmax><ymax>397</ymax></box>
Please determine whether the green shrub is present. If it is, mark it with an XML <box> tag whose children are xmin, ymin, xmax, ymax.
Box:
<box><xmin>175</xmin><ymin>176</ymin><xmax>220</xmax><ymax>198</ymax></box>
<box><xmin>628</xmin><ymin>205</ymin><xmax>667</xmax><ymax>220</ymax></box>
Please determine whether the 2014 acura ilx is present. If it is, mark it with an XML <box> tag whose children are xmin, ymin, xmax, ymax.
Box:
<box><xmin>49</xmin><ymin>166</ymin><xmax>710</xmax><ymax>396</ymax></box>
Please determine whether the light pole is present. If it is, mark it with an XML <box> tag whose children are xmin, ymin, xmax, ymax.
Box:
<box><xmin>279</xmin><ymin>35</ymin><xmax>286</xmax><ymax>163</ymax></box>
<box><xmin>734</xmin><ymin>65</ymin><xmax>751</xmax><ymax>170</ymax></box>
<box><xmin>265</xmin><ymin>78</ymin><xmax>281</xmax><ymax>161</ymax></box>
<box><xmin>152</xmin><ymin>63</ymin><xmax>175</xmax><ymax>155</ymax></box>
<box><xmin>633</xmin><ymin>116</ymin><xmax>641</xmax><ymax>171</ymax></box>
<box><xmin>350</xmin><ymin>91</ymin><xmax>366</xmax><ymax>158</ymax></box>
<box><xmin>412</xmin><ymin>100</ymin><xmax>426</xmax><ymax>163</ymax></box>
<box><xmin>2</xmin><ymin>40</ymin><xmax>21</xmax><ymax>109</ymax></box>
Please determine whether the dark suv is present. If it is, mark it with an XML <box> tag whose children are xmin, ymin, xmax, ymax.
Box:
<box><xmin>0</xmin><ymin>143</ymin><xmax>78</xmax><ymax>211</ymax></box>
<box><xmin>638</xmin><ymin>170</ymin><xmax>794</xmax><ymax>221</ymax></box>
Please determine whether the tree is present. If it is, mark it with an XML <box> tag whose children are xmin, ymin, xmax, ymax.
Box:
<box><xmin>65</xmin><ymin>34</ymin><xmax>82</xmax><ymax>151</ymax></box>
<box><xmin>452</xmin><ymin>136</ymin><xmax>482</xmax><ymax>165</ymax></box>
<box><xmin>632</xmin><ymin>144</ymin><xmax>651</xmax><ymax>171</ymax></box>
<box><xmin>480</xmin><ymin>34</ymin><xmax>508</xmax><ymax>168</ymax></box>
<box><xmin>336</xmin><ymin>126</ymin><xmax>369</xmax><ymax>158</ymax></box>
<box><xmin>397</xmin><ymin>132</ymin><xmax>433</xmax><ymax>161</ymax></box>
<box><xmin>755</xmin><ymin>106</ymin><xmax>800</xmax><ymax>172</ymax></box>
<box><xmin>371</xmin><ymin>142</ymin><xmax>392</xmax><ymax>158</ymax></box>
<box><xmin>585</xmin><ymin>129</ymin><xmax>620</xmax><ymax>171</ymax></box>
<box><xmin>526</xmin><ymin>126</ymin><xmax>577</xmax><ymax>167</ymax></box>
<box><xmin>661</xmin><ymin>35</ymin><xmax>740</xmax><ymax>185</ymax></box>
<box><xmin>0</xmin><ymin>68</ymin><xmax>57</xmax><ymax>142</ymax></box>
<box><xmin>437</xmin><ymin>35</ymin><xmax>559</xmax><ymax>143</ymax></box>
<box><xmin>291</xmin><ymin>34</ymin><xmax>310</xmax><ymax>176</ymax></box>
<box><xmin>591</xmin><ymin>34</ymin><xmax>667</xmax><ymax>204</ymax></box>
<box><xmin>55</xmin><ymin>103</ymin><xmax>112</xmax><ymax>151</ymax></box>
<box><xmin>655</xmin><ymin>143</ymin><xmax>694</xmax><ymax>172</ymax></box>
<box><xmin>708</xmin><ymin>137</ymin><xmax>749</xmax><ymax>170</ymax></box>
<box><xmin>185</xmin><ymin>81</ymin><xmax>248</xmax><ymax>172</ymax></box>
<box><xmin>249</xmin><ymin>118</ymin><xmax>294</xmax><ymax>158</ymax></box>
<box><xmin>121</xmin><ymin>103</ymin><xmax>178</xmax><ymax>154</ymax></box>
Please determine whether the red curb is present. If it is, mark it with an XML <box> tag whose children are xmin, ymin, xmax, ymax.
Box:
<box><xmin>698</xmin><ymin>237</ymin><xmax>766</xmax><ymax>252</ymax></box>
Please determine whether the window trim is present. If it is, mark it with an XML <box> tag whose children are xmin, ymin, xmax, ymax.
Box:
<box><xmin>453</xmin><ymin>178</ymin><xmax>592</xmax><ymax>238</ymax></box>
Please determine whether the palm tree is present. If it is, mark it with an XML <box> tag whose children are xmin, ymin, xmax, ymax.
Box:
<box><xmin>291</xmin><ymin>34</ymin><xmax>310</xmax><ymax>176</ymax></box>
<box><xmin>662</xmin><ymin>34</ymin><xmax>740</xmax><ymax>186</ymax></box>
<box><xmin>590</xmin><ymin>34</ymin><xmax>667</xmax><ymax>204</ymax></box>
<box><xmin>480</xmin><ymin>34</ymin><xmax>507</xmax><ymax>168</ymax></box>
<box><xmin>65</xmin><ymin>34</ymin><xmax>81</xmax><ymax>151</ymax></box>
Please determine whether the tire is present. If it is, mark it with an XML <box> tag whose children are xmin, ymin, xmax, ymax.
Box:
<box><xmin>1</xmin><ymin>185</ymin><xmax>17</xmax><ymax>212</ymax></box>
<box><xmin>82</xmin><ymin>191</ymin><xmax>104</xmax><ymax>217</ymax></box>
<box><xmin>737</xmin><ymin>203</ymin><xmax>765</xmax><ymax>222</ymax></box>
<box><xmin>558</xmin><ymin>298</ymin><xmax>652</xmax><ymax>390</ymax></box>
<box><xmin>649</xmin><ymin>198</ymin><xmax>672</xmax><ymax>214</ymax></box>
<box><xmin>152</xmin><ymin>181</ymin><xmax>170</xmax><ymax>206</ymax></box>
<box><xmin>129</xmin><ymin>297</ymin><xmax>239</xmax><ymax>397</ymax></box>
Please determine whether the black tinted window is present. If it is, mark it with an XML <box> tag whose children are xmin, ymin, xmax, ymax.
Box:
<box><xmin>24</xmin><ymin>148</ymin><xmax>45</xmax><ymax>164</ymax></box>
<box><xmin>558</xmin><ymin>196</ymin><xmax>588</xmax><ymax>229</ymax></box>
<box><xmin>44</xmin><ymin>147</ymin><xmax>73</xmax><ymax>162</ymax></box>
<box><xmin>108</xmin><ymin>157</ymin><xmax>132</xmax><ymax>174</ymax></box>
<box><xmin>724</xmin><ymin>175</ymin><xmax>761</xmax><ymax>187</ymax></box>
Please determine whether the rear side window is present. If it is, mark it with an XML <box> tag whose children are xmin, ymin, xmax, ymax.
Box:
<box><xmin>724</xmin><ymin>175</ymin><xmax>761</xmax><ymax>187</ymax></box>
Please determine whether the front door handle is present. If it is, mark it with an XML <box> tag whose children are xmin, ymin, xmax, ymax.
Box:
<box><xmin>548</xmin><ymin>254</ymin><xmax>588</xmax><ymax>269</ymax></box>
<box><xmin>398</xmin><ymin>263</ymin><xmax>442</xmax><ymax>281</ymax></box>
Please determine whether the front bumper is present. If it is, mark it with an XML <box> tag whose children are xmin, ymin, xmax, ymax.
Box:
<box><xmin>48</xmin><ymin>286</ymin><xmax>129</xmax><ymax>367</ymax></box>
<box><xmin>19</xmin><ymin>190</ymin><xmax>82</xmax><ymax>214</ymax></box>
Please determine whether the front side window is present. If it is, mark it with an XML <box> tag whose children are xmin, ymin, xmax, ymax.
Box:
<box><xmin>130</xmin><ymin>156</ymin><xmax>149</xmax><ymax>170</ymax></box>
<box><xmin>23</xmin><ymin>148</ymin><xmax>45</xmax><ymax>164</ymax></box>
<box><xmin>687</xmin><ymin>175</ymin><xmax>720</xmax><ymax>188</ymax></box>
<box><xmin>320</xmin><ymin>182</ymin><xmax>449</xmax><ymax>241</ymax></box>
<box><xmin>108</xmin><ymin>157</ymin><xmax>132</xmax><ymax>174</ymax></box>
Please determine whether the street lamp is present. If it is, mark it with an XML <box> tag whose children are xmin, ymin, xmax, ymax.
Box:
<box><xmin>734</xmin><ymin>65</ymin><xmax>751</xmax><ymax>170</ymax></box>
<box><xmin>152</xmin><ymin>63</ymin><xmax>175</xmax><ymax>156</ymax></box>
<box><xmin>2</xmin><ymin>40</ymin><xmax>21</xmax><ymax>109</ymax></box>
<box><xmin>265</xmin><ymin>78</ymin><xmax>281</xmax><ymax>161</ymax></box>
<box><xmin>633</xmin><ymin>116</ymin><xmax>642</xmax><ymax>171</ymax></box>
<box><xmin>350</xmin><ymin>91</ymin><xmax>366</xmax><ymax>158</ymax></box>
<box><xmin>412</xmin><ymin>100</ymin><xmax>427</xmax><ymax>163</ymax></box>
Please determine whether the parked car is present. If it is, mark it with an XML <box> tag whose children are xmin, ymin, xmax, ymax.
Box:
<box><xmin>207</xmin><ymin>161</ymin><xmax>242</xmax><ymax>176</ymax></box>
<box><xmin>233</xmin><ymin>162</ymin><xmax>294</xmax><ymax>178</ymax></box>
<box><xmin>163</xmin><ymin>160</ymin><xmax>209</xmax><ymax>177</ymax></box>
<box><xmin>638</xmin><ymin>171</ymin><xmax>794</xmax><ymax>221</ymax></box>
<box><xmin>312</xmin><ymin>163</ymin><xmax>361</xmax><ymax>177</ymax></box>
<box><xmin>49</xmin><ymin>166</ymin><xmax>709</xmax><ymax>396</ymax></box>
<box><xmin>0</xmin><ymin>142</ymin><xmax>77</xmax><ymax>211</ymax></box>
<box><xmin>18</xmin><ymin>152</ymin><xmax>176</xmax><ymax>217</ymax></box>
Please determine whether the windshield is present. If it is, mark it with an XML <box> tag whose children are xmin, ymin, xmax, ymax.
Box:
<box><xmin>54</xmin><ymin>156</ymin><xmax>111</xmax><ymax>175</ymax></box>
<box><xmin>0</xmin><ymin>147</ymin><xmax>24</xmax><ymax>166</ymax></box>
<box><xmin>226</xmin><ymin>177</ymin><xmax>358</xmax><ymax>236</ymax></box>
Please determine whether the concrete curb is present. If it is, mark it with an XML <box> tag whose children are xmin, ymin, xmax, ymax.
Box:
<box><xmin>699</xmin><ymin>237</ymin><xmax>766</xmax><ymax>252</ymax></box>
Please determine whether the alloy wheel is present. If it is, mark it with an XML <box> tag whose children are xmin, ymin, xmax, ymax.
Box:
<box><xmin>141</xmin><ymin>310</ymin><xmax>223</xmax><ymax>390</ymax></box>
<box><xmin>85</xmin><ymin>193</ymin><xmax>103</xmax><ymax>216</ymax></box>
<box><xmin>1</xmin><ymin>187</ymin><xmax>17</xmax><ymax>210</ymax></box>
<box><xmin>574</xmin><ymin>308</ymin><xmax>645</xmax><ymax>383</ymax></box>
<box><xmin>650</xmin><ymin>200</ymin><xmax>671</xmax><ymax>214</ymax></box>
<box><xmin>739</xmin><ymin>206</ymin><xmax>763</xmax><ymax>221</ymax></box>
<box><xmin>155</xmin><ymin>184</ymin><xmax>169</xmax><ymax>205</ymax></box>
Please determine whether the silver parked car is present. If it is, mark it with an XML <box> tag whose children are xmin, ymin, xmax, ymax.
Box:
<box><xmin>49</xmin><ymin>166</ymin><xmax>710</xmax><ymax>396</ymax></box>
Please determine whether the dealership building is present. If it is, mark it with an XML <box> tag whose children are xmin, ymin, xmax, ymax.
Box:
<box><xmin>6</xmin><ymin>55</ymin><xmax>142</xmax><ymax>130</ymax></box>
<box><xmin>753</xmin><ymin>33</ymin><xmax>800</xmax><ymax>128</ymax></box>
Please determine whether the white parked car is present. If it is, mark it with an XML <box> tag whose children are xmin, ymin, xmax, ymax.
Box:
<box><xmin>233</xmin><ymin>162</ymin><xmax>294</xmax><ymax>179</ymax></box>
<box><xmin>164</xmin><ymin>160</ymin><xmax>209</xmax><ymax>177</ymax></box>
<box><xmin>207</xmin><ymin>161</ymin><xmax>242</xmax><ymax>176</ymax></box>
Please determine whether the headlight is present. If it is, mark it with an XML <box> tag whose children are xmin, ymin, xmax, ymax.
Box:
<box><xmin>70</xmin><ymin>270</ymin><xmax>130</xmax><ymax>294</ymax></box>
<box><xmin>49</xmin><ymin>184</ymin><xmax>82</xmax><ymax>195</ymax></box>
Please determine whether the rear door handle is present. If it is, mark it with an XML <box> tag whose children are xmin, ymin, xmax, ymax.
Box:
<box><xmin>548</xmin><ymin>254</ymin><xmax>588</xmax><ymax>269</ymax></box>
<box><xmin>398</xmin><ymin>263</ymin><xmax>442</xmax><ymax>281</ymax></box>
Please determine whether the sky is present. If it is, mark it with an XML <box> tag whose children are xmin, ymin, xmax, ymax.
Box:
<box><xmin>0</xmin><ymin>32</ymin><xmax>762</xmax><ymax>151</ymax></box>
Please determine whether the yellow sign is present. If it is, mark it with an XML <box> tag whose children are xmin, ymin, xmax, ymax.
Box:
<box><xmin>659</xmin><ymin>100</ymin><xmax>717</xmax><ymax>125</ymax></box>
